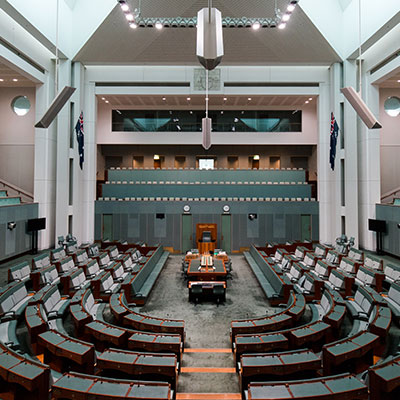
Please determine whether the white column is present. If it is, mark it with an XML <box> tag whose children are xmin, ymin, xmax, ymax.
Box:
<box><xmin>318</xmin><ymin>80</ymin><xmax>333</xmax><ymax>243</ymax></box>
<box><xmin>81</xmin><ymin>81</ymin><xmax>97</xmax><ymax>242</ymax></box>
<box><xmin>34</xmin><ymin>69</ymin><xmax>57</xmax><ymax>250</ymax></box>
<box><xmin>55</xmin><ymin>60</ymin><xmax>72</xmax><ymax>242</ymax></box>
<box><xmin>358</xmin><ymin>70</ymin><xmax>381</xmax><ymax>250</ymax></box>
<box><xmin>343</xmin><ymin>60</ymin><xmax>359</xmax><ymax>245</ymax></box>
<box><xmin>71</xmin><ymin>62</ymin><xmax>86</xmax><ymax>244</ymax></box>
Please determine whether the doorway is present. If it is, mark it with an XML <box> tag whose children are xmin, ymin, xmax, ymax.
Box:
<box><xmin>221</xmin><ymin>214</ymin><xmax>232</xmax><ymax>253</ymax></box>
<box><xmin>301</xmin><ymin>214</ymin><xmax>311</xmax><ymax>241</ymax></box>
<box><xmin>102</xmin><ymin>214</ymin><xmax>113</xmax><ymax>241</ymax></box>
<box><xmin>181</xmin><ymin>214</ymin><xmax>193</xmax><ymax>253</ymax></box>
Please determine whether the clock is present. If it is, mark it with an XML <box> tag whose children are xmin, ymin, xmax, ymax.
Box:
<box><xmin>223</xmin><ymin>205</ymin><xmax>230</xmax><ymax>213</ymax></box>
<box><xmin>183</xmin><ymin>205</ymin><xmax>191</xmax><ymax>213</ymax></box>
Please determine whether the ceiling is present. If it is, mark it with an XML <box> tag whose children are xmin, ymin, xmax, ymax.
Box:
<box><xmin>0</xmin><ymin>60</ymin><xmax>36</xmax><ymax>87</ymax></box>
<box><xmin>75</xmin><ymin>0</ymin><xmax>341</xmax><ymax>65</ymax></box>
<box><xmin>379</xmin><ymin>72</ymin><xmax>400</xmax><ymax>89</ymax></box>
<box><xmin>97</xmin><ymin>94</ymin><xmax>316</xmax><ymax>108</ymax></box>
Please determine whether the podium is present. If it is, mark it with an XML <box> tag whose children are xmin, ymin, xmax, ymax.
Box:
<box><xmin>196</xmin><ymin>223</ymin><xmax>217</xmax><ymax>254</ymax></box>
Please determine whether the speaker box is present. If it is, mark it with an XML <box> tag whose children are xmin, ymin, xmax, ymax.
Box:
<box><xmin>35</xmin><ymin>86</ymin><xmax>76</xmax><ymax>128</ymax></box>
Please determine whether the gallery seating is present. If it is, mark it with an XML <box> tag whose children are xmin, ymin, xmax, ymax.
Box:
<box><xmin>364</xmin><ymin>254</ymin><xmax>383</xmax><ymax>271</ymax></box>
<box><xmin>384</xmin><ymin>263</ymin><xmax>400</xmax><ymax>285</ymax></box>
<box><xmin>325</xmin><ymin>268</ymin><xmax>354</xmax><ymax>297</ymax></box>
<box><xmin>90</xmin><ymin>270</ymin><xmax>121</xmax><ymax>300</ymax></box>
<box><xmin>298</xmin><ymin>252</ymin><xmax>319</xmax><ymax>269</ymax></box>
<box><xmin>50</xmin><ymin>246</ymin><xmax>67</xmax><ymax>262</ymax></box>
<box><xmin>0</xmin><ymin>281</ymin><xmax>30</xmax><ymax>348</ymax></box>
<box><xmin>51</xmin><ymin>371</ymin><xmax>173</xmax><ymax>399</ymax></box>
<box><xmin>55</xmin><ymin>255</ymin><xmax>77</xmax><ymax>274</ymax></box>
<box><xmin>355</xmin><ymin>265</ymin><xmax>385</xmax><ymax>292</ymax></box>
<box><xmin>30</xmin><ymin>264</ymin><xmax>59</xmax><ymax>291</ymax></box>
<box><xmin>347</xmin><ymin>247</ymin><xmax>364</xmax><ymax>262</ymax></box>
<box><xmin>311</xmin><ymin>259</ymin><xmax>334</xmax><ymax>279</ymax></box>
<box><xmin>60</xmin><ymin>268</ymin><xmax>90</xmax><ymax>295</ymax></box>
<box><xmin>73</xmin><ymin>248</ymin><xmax>89</xmax><ymax>266</ymax></box>
<box><xmin>7</xmin><ymin>261</ymin><xmax>31</xmax><ymax>283</ymax></box>
<box><xmin>384</xmin><ymin>282</ymin><xmax>400</xmax><ymax>325</ymax></box>
<box><xmin>245</xmin><ymin>373</ymin><xmax>368</xmax><ymax>400</ymax></box>
<box><xmin>295</xmin><ymin>272</ymin><xmax>324</xmax><ymax>300</ymax></box>
<box><xmin>31</xmin><ymin>253</ymin><xmax>51</xmax><ymax>270</ymax></box>
<box><xmin>338</xmin><ymin>257</ymin><xmax>362</xmax><ymax>275</ymax></box>
<box><xmin>105</xmin><ymin>260</ymin><xmax>130</xmax><ymax>281</ymax></box>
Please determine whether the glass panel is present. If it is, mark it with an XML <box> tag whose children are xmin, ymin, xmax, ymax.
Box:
<box><xmin>112</xmin><ymin>110</ymin><xmax>302</xmax><ymax>132</ymax></box>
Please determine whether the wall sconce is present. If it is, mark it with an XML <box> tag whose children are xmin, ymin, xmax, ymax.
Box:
<box><xmin>7</xmin><ymin>222</ymin><xmax>16</xmax><ymax>230</ymax></box>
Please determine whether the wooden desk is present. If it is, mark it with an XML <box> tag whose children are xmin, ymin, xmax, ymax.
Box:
<box><xmin>369</xmin><ymin>355</ymin><xmax>400</xmax><ymax>400</ymax></box>
<box><xmin>323</xmin><ymin>331</ymin><xmax>379</xmax><ymax>375</ymax></box>
<box><xmin>198</xmin><ymin>241</ymin><xmax>216</xmax><ymax>254</ymax></box>
<box><xmin>188</xmin><ymin>281</ymin><xmax>226</xmax><ymax>302</ymax></box>
<box><xmin>187</xmin><ymin>258</ymin><xmax>227</xmax><ymax>281</ymax></box>
<box><xmin>37</xmin><ymin>330</ymin><xmax>95</xmax><ymax>373</ymax></box>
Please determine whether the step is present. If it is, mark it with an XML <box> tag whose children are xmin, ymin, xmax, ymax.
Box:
<box><xmin>176</xmin><ymin>394</ymin><xmax>241</xmax><ymax>400</ymax></box>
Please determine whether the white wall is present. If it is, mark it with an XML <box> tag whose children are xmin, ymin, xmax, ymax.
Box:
<box><xmin>0</xmin><ymin>86</ymin><xmax>35</xmax><ymax>193</ymax></box>
<box><xmin>380</xmin><ymin>88</ymin><xmax>400</xmax><ymax>195</ymax></box>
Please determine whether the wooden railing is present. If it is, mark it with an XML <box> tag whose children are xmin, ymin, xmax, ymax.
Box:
<box><xmin>0</xmin><ymin>178</ymin><xmax>34</xmax><ymax>202</ymax></box>
<box><xmin>381</xmin><ymin>185</ymin><xmax>400</xmax><ymax>204</ymax></box>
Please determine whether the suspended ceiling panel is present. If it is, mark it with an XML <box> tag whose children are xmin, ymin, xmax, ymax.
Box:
<box><xmin>0</xmin><ymin>61</ymin><xmax>37</xmax><ymax>87</ymax></box>
<box><xmin>75</xmin><ymin>1</ymin><xmax>340</xmax><ymax>65</ymax></box>
<box><xmin>97</xmin><ymin>94</ymin><xmax>316</xmax><ymax>108</ymax></box>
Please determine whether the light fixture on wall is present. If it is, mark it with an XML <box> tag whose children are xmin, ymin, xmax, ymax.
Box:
<box><xmin>253</xmin><ymin>155</ymin><xmax>260</xmax><ymax>160</ymax></box>
<box><xmin>7</xmin><ymin>222</ymin><xmax>16</xmax><ymax>230</ymax></box>
<box><xmin>153</xmin><ymin>154</ymin><xmax>160</xmax><ymax>160</ymax></box>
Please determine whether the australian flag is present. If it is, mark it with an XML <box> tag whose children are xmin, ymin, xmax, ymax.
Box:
<box><xmin>329</xmin><ymin>112</ymin><xmax>339</xmax><ymax>171</ymax></box>
<box><xmin>75</xmin><ymin>112</ymin><xmax>84</xmax><ymax>170</ymax></box>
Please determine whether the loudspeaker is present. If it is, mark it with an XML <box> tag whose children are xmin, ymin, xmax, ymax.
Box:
<box><xmin>341</xmin><ymin>86</ymin><xmax>382</xmax><ymax>129</ymax></box>
<box><xmin>196</xmin><ymin>7</ymin><xmax>224</xmax><ymax>70</ymax></box>
<box><xmin>202</xmin><ymin>117</ymin><xmax>212</xmax><ymax>150</ymax></box>
<box><xmin>35</xmin><ymin>86</ymin><xmax>76</xmax><ymax>128</ymax></box>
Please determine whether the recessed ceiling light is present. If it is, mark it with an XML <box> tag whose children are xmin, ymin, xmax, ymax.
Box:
<box><xmin>305</xmin><ymin>100</ymin><xmax>309</xmax><ymax>104</ymax></box>
<box><xmin>129</xmin><ymin>22</ymin><xmax>138</xmax><ymax>29</ymax></box>
<box><xmin>187</xmin><ymin>97</ymin><xmax>191</xmax><ymax>101</ymax></box>
<box><xmin>282</xmin><ymin>14</ymin><xmax>291</xmax><ymax>22</ymax></box>
<box><xmin>12</xmin><ymin>78</ymin><xmax>18</xmax><ymax>82</ymax></box>
<box><xmin>308</xmin><ymin>97</ymin><xmax>313</xmax><ymax>101</ymax></box>
<box><xmin>120</xmin><ymin>4</ymin><xmax>129</xmax><ymax>12</ymax></box>
<box><xmin>397</xmin><ymin>80</ymin><xmax>400</xmax><ymax>83</ymax></box>
<box><xmin>105</xmin><ymin>100</ymin><xmax>109</xmax><ymax>104</ymax></box>
<box><xmin>223</xmin><ymin>97</ymin><xmax>227</xmax><ymax>101</ymax></box>
<box><xmin>155</xmin><ymin>22</ymin><xmax>163</xmax><ymax>30</ymax></box>
<box><xmin>252</xmin><ymin>22</ymin><xmax>260</xmax><ymax>30</ymax></box>
<box><xmin>248</xmin><ymin>97</ymin><xmax>252</xmax><ymax>101</ymax></box>
<box><xmin>278</xmin><ymin>23</ymin><xmax>286</xmax><ymax>29</ymax></box>
<box><xmin>287</xmin><ymin>4</ymin><xmax>296</xmax><ymax>12</ymax></box>
<box><xmin>0</xmin><ymin>79</ymin><xmax>3</xmax><ymax>82</ymax></box>
<box><xmin>101</xmin><ymin>97</ymin><xmax>105</xmax><ymax>100</ymax></box>
<box><xmin>162</xmin><ymin>97</ymin><xmax>166</xmax><ymax>101</ymax></box>
<box><xmin>221</xmin><ymin>111</ymin><xmax>224</xmax><ymax>114</ymax></box>
<box><xmin>125</xmin><ymin>13</ymin><xmax>134</xmax><ymax>21</ymax></box>
<box><xmin>189</xmin><ymin>110</ymin><xmax>193</xmax><ymax>114</ymax></box>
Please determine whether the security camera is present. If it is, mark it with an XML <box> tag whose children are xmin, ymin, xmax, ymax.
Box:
<box><xmin>341</xmin><ymin>87</ymin><xmax>382</xmax><ymax>129</ymax></box>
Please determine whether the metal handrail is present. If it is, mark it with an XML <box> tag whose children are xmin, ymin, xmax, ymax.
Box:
<box><xmin>381</xmin><ymin>185</ymin><xmax>400</xmax><ymax>203</ymax></box>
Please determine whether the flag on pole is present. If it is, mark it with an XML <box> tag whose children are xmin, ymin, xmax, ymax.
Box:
<box><xmin>329</xmin><ymin>112</ymin><xmax>339</xmax><ymax>171</ymax></box>
<box><xmin>75</xmin><ymin>112</ymin><xmax>84</xmax><ymax>170</ymax></box>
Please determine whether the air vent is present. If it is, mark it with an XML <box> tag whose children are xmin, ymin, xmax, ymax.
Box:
<box><xmin>224</xmin><ymin>82</ymin><xmax>319</xmax><ymax>87</ymax></box>
<box><xmin>95</xmin><ymin>82</ymin><xmax>190</xmax><ymax>87</ymax></box>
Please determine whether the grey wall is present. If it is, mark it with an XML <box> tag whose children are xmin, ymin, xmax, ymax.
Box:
<box><xmin>376</xmin><ymin>204</ymin><xmax>400</xmax><ymax>257</ymax></box>
<box><xmin>0</xmin><ymin>203</ymin><xmax>39</xmax><ymax>261</ymax></box>
<box><xmin>95</xmin><ymin>200</ymin><xmax>319</xmax><ymax>252</ymax></box>
<box><xmin>98</xmin><ymin>144</ymin><xmax>317</xmax><ymax>181</ymax></box>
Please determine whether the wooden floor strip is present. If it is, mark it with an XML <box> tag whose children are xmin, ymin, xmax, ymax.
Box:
<box><xmin>181</xmin><ymin>367</ymin><xmax>236</xmax><ymax>373</ymax></box>
<box><xmin>184</xmin><ymin>348</ymin><xmax>232</xmax><ymax>353</ymax></box>
<box><xmin>176</xmin><ymin>393</ymin><xmax>241</xmax><ymax>400</ymax></box>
